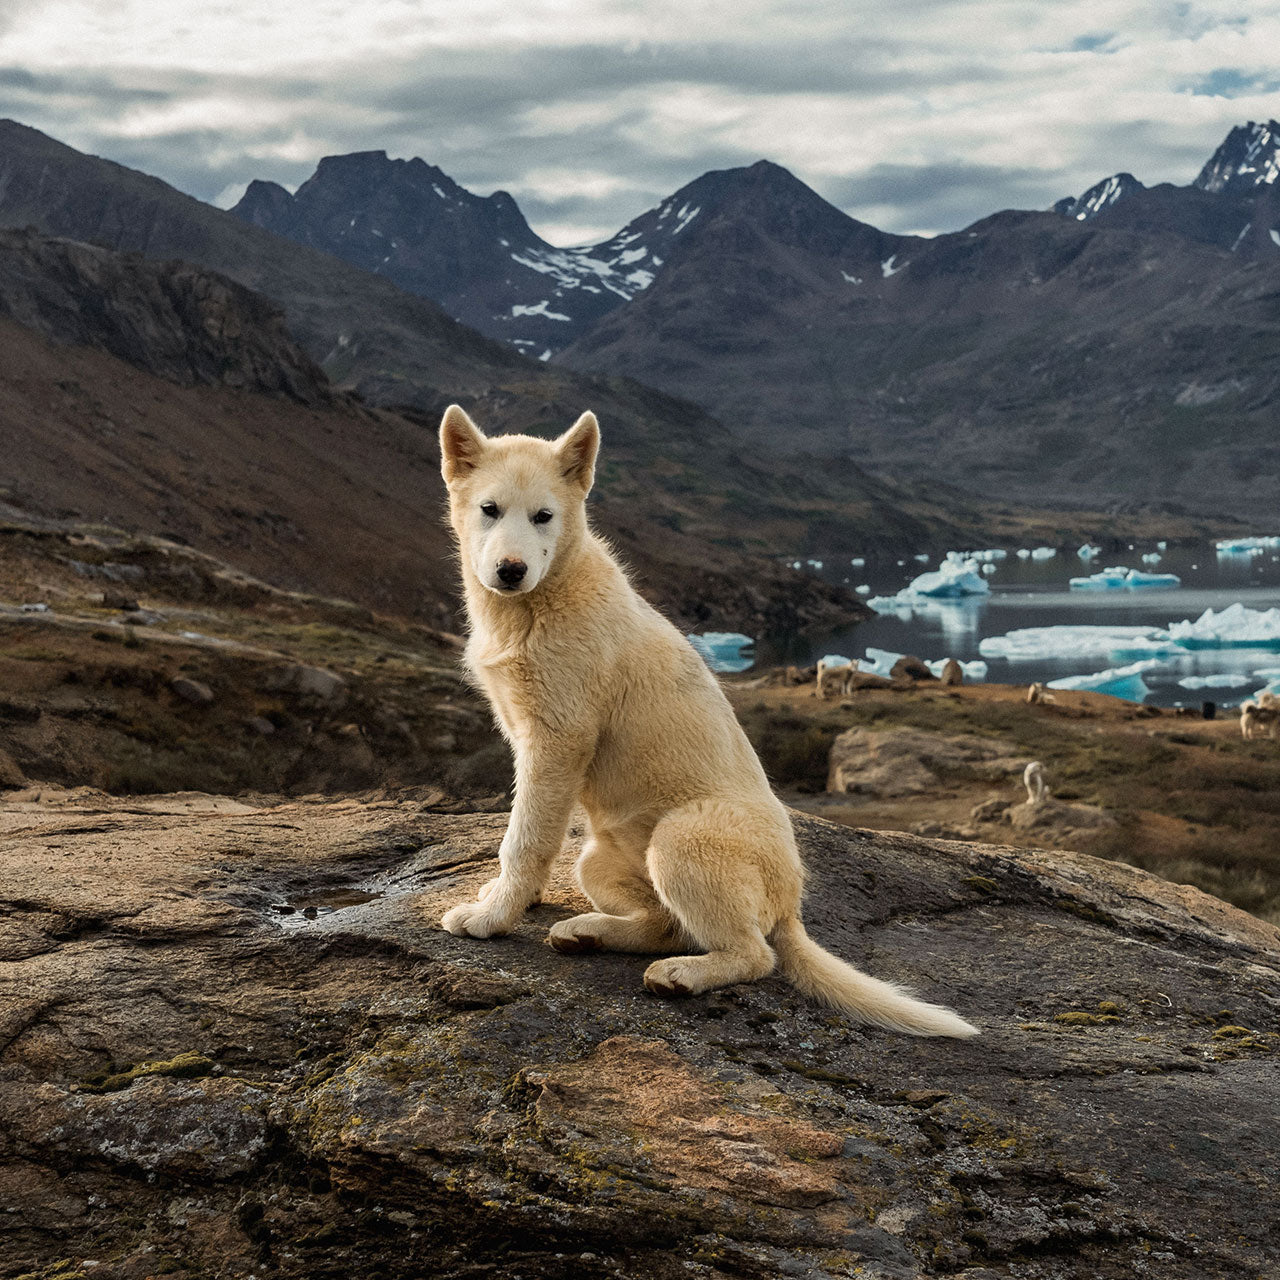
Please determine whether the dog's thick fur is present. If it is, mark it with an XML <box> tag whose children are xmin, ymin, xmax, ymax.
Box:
<box><xmin>437</xmin><ymin>405</ymin><xmax>977</xmax><ymax>1038</ymax></box>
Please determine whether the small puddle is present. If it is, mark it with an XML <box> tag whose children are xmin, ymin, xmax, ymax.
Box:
<box><xmin>270</xmin><ymin>886</ymin><xmax>384</xmax><ymax>927</ymax></box>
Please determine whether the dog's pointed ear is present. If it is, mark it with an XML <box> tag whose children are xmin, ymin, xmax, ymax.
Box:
<box><xmin>440</xmin><ymin>405</ymin><xmax>488</xmax><ymax>483</ymax></box>
<box><xmin>555</xmin><ymin>411</ymin><xmax>600</xmax><ymax>493</ymax></box>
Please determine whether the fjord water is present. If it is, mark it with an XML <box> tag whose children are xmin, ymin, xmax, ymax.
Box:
<box><xmin>760</xmin><ymin>543</ymin><xmax>1280</xmax><ymax>707</ymax></box>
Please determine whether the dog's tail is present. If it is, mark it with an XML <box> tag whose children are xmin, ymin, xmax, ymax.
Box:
<box><xmin>771</xmin><ymin>915</ymin><xmax>978</xmax><ymax>1038</ymax></box>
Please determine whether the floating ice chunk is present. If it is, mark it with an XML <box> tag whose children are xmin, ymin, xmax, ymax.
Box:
<box><xmin>913</xmin><ymin>553</ymin><xmax>930</xmax><ymax>563</ymax></box>
<box><xmin>979</xmin><ymin>625</ymin><xmax>1173</xmax><ymax>662</ymax></box>
<box><xmin>885</xmin><ymin>557</ymin><xmax>990</xmax><ymax>600</ymax></box>
<box><xmin>981</xmin><ymin>563</ymin><xmax>997</xmax><ymax>575</ymax></box>
<box><xmin>850</xmin><ymin>557</ymin><xmax>866</xmax><ymax>566</ymax></box>
<box><xmin>1253</xmin><ymin>667</ymin><xmax>1280</xmax><ymax>680</ymax></box>
<box><xmin>1069</xmin><ymin>566</ymin><xmax>1180</xmax><ymax>591</ymax></box>
<box><xmin>862</xmin><ymin>647</ymin><xmax>903</xmax><ymax>677</ymax></box>
<box><xmin>1168</xmin><ymin>603</ymin><xmax>1280</xmax><ymax>648</ymax></box>
<box><xmin>1048</xmin><ymin>659</ymin><xmax>1161</xmax><ymax>702</ymax></box>
<box><xmin>1030</xmin><ymin>547</ymin><xmax>1056</xmax><ymax>561</ymax></box>
<box><xmin>806</xmin><ymin>559</ymin><xmax>824</xmax><ymax>569</ymax></box>
<box><xmin>687</xmin><ymin>632</ymin><xmax>754</xmax><ymax>673</ymax></box>
<box><xmin>1178</xmin><ymin>673</ymin><xmax>1254</xmax><ymax>689</ymax></box>
<box><xmin>1077</xmin><ymin>543</ymin><xmax>1102</xmax><ymax>559</ymax></box>
<box><xmin>949</xmin><ymin>548</ymin><xmax>1007</xmax><ymax>562</ymax></box>
<box><xmin>1157</xmin><ymin>541</ymin><xmax>1167</xmax><ymax>551</ymax></box>
<box><xmin>1016</xmin><ymin>549</ymin><xmax>1031</xmax><ymax>559</ymax></box>
<box><xmin>1215</xmin><ymin>536</ymin><xmax>1280</xmax><ymax>553</ymax></box>
<box><xmin>924</xmin><ymin>658</ymin><xmax>988</xmax><ymax>680</ymax></box>
<box><xmin>1141</xmin><ymin>552</ymin><xmax>1162</xmax><ymax>565</ymax></box>
<box><xmin>855</xmin><ymin>584</ymin><xmax>871</xmax><ymax>595</ymax></box>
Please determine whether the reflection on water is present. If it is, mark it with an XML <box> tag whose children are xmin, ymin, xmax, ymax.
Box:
<box><xmin>757</xmin><ymin>540</ymin><xmax>1280</xmax><ymax>707</ymax></box>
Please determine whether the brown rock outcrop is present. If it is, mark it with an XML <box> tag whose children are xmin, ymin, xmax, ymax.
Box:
<box><xmin>0</xmin><ymin>788</ymin><xmax>1277</xmax><ymax>1277</ymax></box>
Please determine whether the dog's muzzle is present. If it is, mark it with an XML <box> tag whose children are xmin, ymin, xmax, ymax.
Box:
<box><xmin>496</xmin><ymin>558</ymin><xmax>528</xmax><ymax>589</ymax></box>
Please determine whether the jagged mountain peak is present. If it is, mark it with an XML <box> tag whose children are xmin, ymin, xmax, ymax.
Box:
<box><xmin>1194</xmin><ymin>119</ymin><xmax>1280</xmax><ymax>195</ymax></box>
<box><xmin>1052</xmin><ymin>172</ymin><xmax>1145</xmax><ymax>222</ymax></box>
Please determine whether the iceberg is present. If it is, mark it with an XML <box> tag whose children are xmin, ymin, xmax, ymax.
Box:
<box><xmin>978</xmin><ymin>625</ymin><xmax>1173</xmax><ymax>662</ymax></box>
<box><xmin>1168</xmin><ymin>604</ymin><xmax>1280</xmax><ymax>649</ymax></box>
<box><xmin>1077</xmin><ymin>543</ymin><xmax>1102</xmax><ymax>560</ymax></box>
<box><xmin>1048</xmin><ymin>659</ymin><xmax>1161</xmax><ymax>701</ymax></box>
<box><xmin>875</xmin><ymin>555</ymin><xmax>990</xmax><ymax>602</ymax></box>
<box><xmin>861</xmin><ymin>647</ymin><xmax>903</xmax><ymax>677</ymax></box>
<box><xmin>951</xmin><ymin>548</ymin><xmax>1007</xmax><ymax>563</ymax></box>
<box><xmin>1177</xmin><ymin>673</ymin><xmax>1254</xmax><ymax>690</ymax></box>
<box><xmin>687</xmin><ymin>632</ymin><xmax>754</xmax><ymax>673</ymax></box>
<box><xmin>1069</xmin><ymin>566</ymin><xmax>1180</xmax><ymax>591</ymax></box>
<box><xmin>1030</xmin><ymin>546</ymin><xmax>1056</xmax><ymax>561</ymax></box>
<box><xmin>1216</xmin><ymin>536</ymin><xmax>1280</xmax><ymax>554</ymax></box>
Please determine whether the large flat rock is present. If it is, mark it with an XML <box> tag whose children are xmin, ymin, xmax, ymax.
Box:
<box><xmin>0</xmin><ymin>788</ymin><xmax>1276</xmax><ymax>1278</ymax></box>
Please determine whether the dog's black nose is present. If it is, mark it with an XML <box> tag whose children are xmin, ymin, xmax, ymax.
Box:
<box><xmin>496</xmin><ymin>559</ymin><xmax>527</xmax><ymax>587</ymax></box>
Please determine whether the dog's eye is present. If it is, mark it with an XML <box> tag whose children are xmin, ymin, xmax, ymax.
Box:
<box><xmin>480</xmin><ymin>502</ymin><xmax>500</xmax><ymax>519</ymax></box>
<box><xmin>531</xmin><ymin>509</ymin><xmax>553</xmax><ymax>525</ymax></box>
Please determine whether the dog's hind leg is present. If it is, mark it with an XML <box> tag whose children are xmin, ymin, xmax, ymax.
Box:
<box><xmin>547</xmin><ymin>829</ymin><xmax>683</xmax><ymax>955</ymax></box>
<box><xmin>640</xmin><ymin>802</ymin><xmax>782</xmax><ymax>997</ymax></box>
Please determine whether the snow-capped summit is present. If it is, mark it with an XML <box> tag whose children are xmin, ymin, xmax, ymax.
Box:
<box><xmin>1052</xmin><ymin>172</ymin><xmax>1144</xmax><ymax>221</ymax></box>
<box><xmin>1193</xmin><ymin>120</ymin><xmax>1280</xmax><ymax>196</ymax></box>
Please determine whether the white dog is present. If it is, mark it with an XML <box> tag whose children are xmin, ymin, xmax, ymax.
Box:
<box><xmin>1241</xmin><ymin>693</ymin><xmax>1279</xmax><ymax>739</ymax></box>
<box><xmin>437</xmin><ymin>405</ymin><xmax>976</xmax><ymax>1038</ymax></box>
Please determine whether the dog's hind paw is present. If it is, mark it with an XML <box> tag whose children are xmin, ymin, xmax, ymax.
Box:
<box><xmin>643</xmin><ymin>957</ymin><xmax>694</xmax><ymax>997</ymax></box>
<box><xmin>546</xmin><ymin>920</ymin><xmax>604</xmax><ymax>953</ymax></box>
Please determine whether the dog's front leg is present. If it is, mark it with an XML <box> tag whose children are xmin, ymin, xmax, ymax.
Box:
<box><xmin>441</xmin><ymin>743</ymin><xmax>588</xmax><ymax>939</ymax></box>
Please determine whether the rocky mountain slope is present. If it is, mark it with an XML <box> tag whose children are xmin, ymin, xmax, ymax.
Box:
<box><xmin>233</xmin><ymin>155</ymin><xmax>915</xmax><ymax>358</ymax></box>
<box><xmin>1052</xmin><ymin>119</ymin><xmax>1280</xmax><ymax>256</ymax></box>
<box><xmin>229</xmin><ymin>122</ymin><xmax>1280</xmax><ymax>516</ymax></box>
<box><xmin>559</xmin><ymin>187</ymin><xmax>1280</xmax><ymax>514</ymax></box>
<box><xmin>1</xmin><ymin>786</ymin><xmax>1276</xmax><ymax>1278</ymax></box>
<box><xmin>0</xmin><ymin>227</ymin><xmax>331</xmax><ymax>402</ymax></box>
<box><xmin>0</xmin><ymin>120</ymin><xmax>1010</xmax><ymax>580</ymax></box>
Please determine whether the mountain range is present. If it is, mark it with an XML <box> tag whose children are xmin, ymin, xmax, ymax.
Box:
<box><xmin>6</xmin><ymin>119</ymin><xmax>1055</xmax><ymax>635</ymax></box>
<box><xmin>225</xmin><ymin>119</ymin><xmax>1280</xmax><ymax>516</ymax></box>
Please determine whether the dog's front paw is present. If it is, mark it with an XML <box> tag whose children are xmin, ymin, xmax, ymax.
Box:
<box><xmin>441</xmin><ymin>899</ymin><xmax>513</xmax><ymax>939</ymax></box>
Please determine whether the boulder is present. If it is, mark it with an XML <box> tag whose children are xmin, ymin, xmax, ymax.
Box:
<box><xmin>890</xmin><ymin>654</ymin><xmax>936</xmax><ymax>681</ymax></box>
<box><xmin>828</xmin><ymin>727</ymin><xmax>1026</xmax><ymax>796</ymax></box>
<box><xmin>169</xmin><ymin>676</ymin><xmax>214</xmax><ymax>705</ymax></box>
<box><xmin>0</xmin><ymin>789</ymin><xmax>1276</xmax><ymax>1278</ymax></box>
<box><xmin>939</xmin><ymin>658</ymin><xmax>964</xmax><ymax>686</ymax></box>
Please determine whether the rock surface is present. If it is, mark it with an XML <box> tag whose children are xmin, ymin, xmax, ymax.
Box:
<box><xmin>828</xmin><ymin>728</ymin><xmax>1026</xmax><ymax>797</ymax></box>
<box><xmin>1</xmin><ymin>788</ymin><xmax>1277</xmax><ymax>1278</ymax></box>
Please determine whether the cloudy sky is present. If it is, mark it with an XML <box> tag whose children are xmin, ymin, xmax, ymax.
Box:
<box><xmin>1</xmin><ymin>0</ymin><xmax>1277</xmax><ymax>244</ymax></box>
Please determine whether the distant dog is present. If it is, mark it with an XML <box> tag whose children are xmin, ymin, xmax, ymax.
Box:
<box><xmin>1240</xmin><ymin>694</ymin><xmax>1280</xmax><ymax>740</ymax></box>
<box><xmin>816</xmin><ymin>656</ymin><xmax>855</xmax><ymax>699</ymax></box>
<box><xmin>436</xmin><ymin>405</ymin><xmax>976</xmax><ymax>1037</ymax></box>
